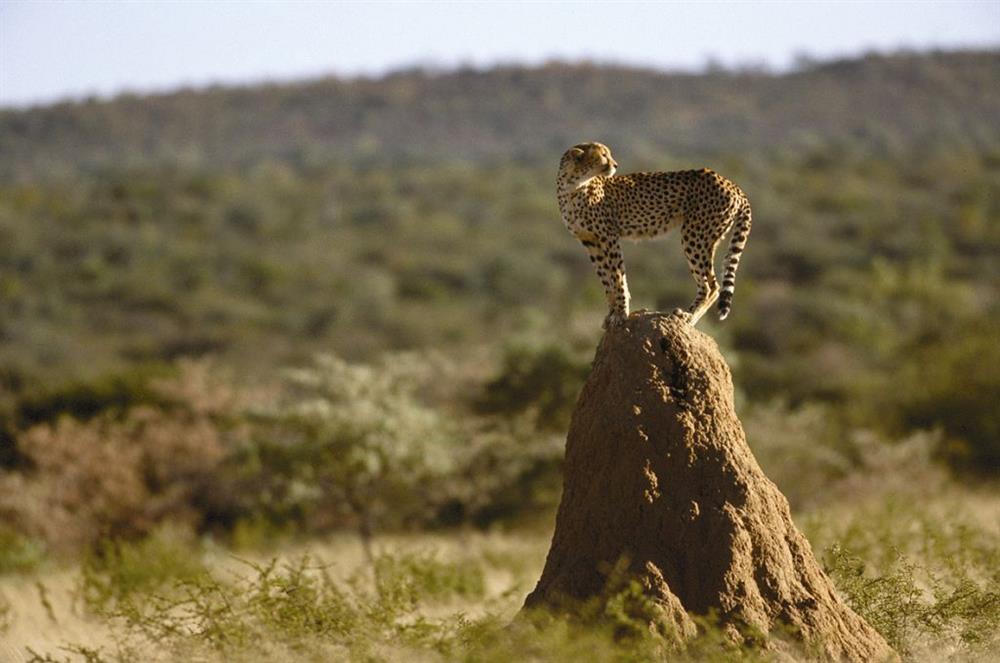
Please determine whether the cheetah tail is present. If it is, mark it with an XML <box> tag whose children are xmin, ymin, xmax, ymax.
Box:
<box><xmin>717</xmin><ymin>198</ymin><xmax>752</xmax><ymax>321</ymax></box>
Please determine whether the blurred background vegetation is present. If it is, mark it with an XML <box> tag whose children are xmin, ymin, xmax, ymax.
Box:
<box><xmin>0</xmin><ymin>49</ymin><xmax>999</xmax><ymax>659</ymax></box>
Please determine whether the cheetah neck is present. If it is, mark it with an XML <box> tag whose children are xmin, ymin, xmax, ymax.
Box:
<box><xmin>558</xmin><ymin>176</ymin><xmax>606</xmax><ymax>200</ymax></box>
<box><xmin>557</xmin><ymin>180</ymin><xmax>610</xmax><ymax>230</ymax></box>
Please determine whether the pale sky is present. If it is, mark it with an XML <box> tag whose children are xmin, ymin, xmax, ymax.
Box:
<box><xmin>1</xmin><ymin>1</ymin><xmax>998</xmax><ymax>108</ymax></box>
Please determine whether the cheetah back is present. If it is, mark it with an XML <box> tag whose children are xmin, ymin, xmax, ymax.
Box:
<box><xmin>606</xmin><ymin>169</ymin><xmax>744</xmax><ymax>241</ymax></box>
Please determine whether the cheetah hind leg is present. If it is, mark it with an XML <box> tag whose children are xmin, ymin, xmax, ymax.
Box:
<box><xmin>678</xmin><ymin>223</ymin><xmax>722</xmax><ymax>326</ymax></box>
<box><xmin>681</xmin><ymin>271</ymin><xmax>719</xmax><ymax>326</ymax></box>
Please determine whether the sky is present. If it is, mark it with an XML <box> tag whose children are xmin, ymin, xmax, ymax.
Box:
<box><xmin>1</xmin><ymin>1</ymin><xmax>998</xmax><ymax>108</ymax></box>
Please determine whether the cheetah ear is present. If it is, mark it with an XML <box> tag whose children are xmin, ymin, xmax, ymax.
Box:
<box><xmin>569</xmin><ymin>147</ymin><xmax>585</xmax><ymax>160</ymax></box>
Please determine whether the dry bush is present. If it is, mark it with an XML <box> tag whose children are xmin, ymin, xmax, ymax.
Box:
<box><xmin>0</xmin><ymin>361</ymin><xmax>239</xmax><ymax>554</ymax></box>
<box><xmin>744</xmin><ymin>401</ymin><xmax>946</xmax><ymax>511</ymax></box>
<box><xmin>0</xmin><ymin>415</ymin><xmax>149</xmax><ymax>552</ymax></box>
<box><xmin>150</xmin><ymin>358</ymin><xmax>253</xmax><ymax>418</ymax></box>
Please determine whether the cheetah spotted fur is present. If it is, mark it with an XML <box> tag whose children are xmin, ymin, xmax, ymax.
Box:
<box><xmin>557</xmin><ymin>142</ymin><xmax>752</xmax><ymax>328</ymax></box>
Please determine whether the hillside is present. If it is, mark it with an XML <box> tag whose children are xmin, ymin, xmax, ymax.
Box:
<box><xmin>0</xmin><ymin>49</ymin><xmax>998</xmax><ymax>476</ymax></box>
<box><xmin>1</xmin><ymin>50</ymin><xmax>999</xmax><ymax>179</ymax></box>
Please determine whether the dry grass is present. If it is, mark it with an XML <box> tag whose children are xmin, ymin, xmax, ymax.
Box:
<box><xmin>1</xmin><ymin>486</ymin><xmax>998</xmax><ymax>662</ymax></box>
<box><xmin>0</xmin><ymin>529</ymin><xmax>551</xmax><ymax>663</ymax></box>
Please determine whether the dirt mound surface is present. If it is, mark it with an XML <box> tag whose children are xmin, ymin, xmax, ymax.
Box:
<box><xmin>523</xmin><ymin>311</ymin><xmax>895</xmax><ymax>661</ymax></box>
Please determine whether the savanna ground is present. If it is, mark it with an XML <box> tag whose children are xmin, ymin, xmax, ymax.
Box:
<box><xmin>1</xmin><ymin>52</ymin><xmax>999</xmax><ymax>660</ymax></box>
<box><xmin>1</xmin><ymin>359</ymin><xmax>997</xmax><ymax>662</ymax></box>
<box><xmin>4</xmin><ymin>489</ymin><xmax>1000</xmax><ymax>662</ymax></box>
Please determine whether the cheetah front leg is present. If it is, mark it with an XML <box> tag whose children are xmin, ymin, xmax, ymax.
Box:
<box><xmin>583</xmin><ymin>238</ymin><xmax>630</xmax><ymax>328</ymax></box>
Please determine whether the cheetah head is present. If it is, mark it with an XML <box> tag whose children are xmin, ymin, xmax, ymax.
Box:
<box><xmin>558</xmin><ymin>142</ymin><xmax>618</xmax><ymax>192</ymax></box>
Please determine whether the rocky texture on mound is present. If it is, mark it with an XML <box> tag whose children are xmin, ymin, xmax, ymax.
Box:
<box><xmin>522</xmin><ymin>311</ymin><xmax>895</xmax><ymax>662</ymax></box>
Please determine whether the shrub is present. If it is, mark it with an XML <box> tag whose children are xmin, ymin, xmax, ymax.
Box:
<box><xmin>812</xmin><ymin>496</ymin><xmax>1000</xmax><ymax>658</ymax></box>
<box><xmin>373</xmin><ymin>551</ymin><xmax>486</xmax><ymax>605</ymax></box>
<box><xmin>477</xmin><ymin>336</ymin><xmax>590</xmax><ymax>431</ymax></box>
<box><xmin>825</xmin><ymin>544</ymin><xmax>1000</xmax><ymax>657</ymax></box>
<box><xmin>0</xmin><ymin>524</ymin><xmax>45</xmax><ymax>574</ymax></box>
<box><xmin>0</xmin><ymin>414</ymin><xmax>151</xmax><ymax>552</ymax></box>
<box><xmin>744</xmin><ymin>402</ymin><xmax>947</xmax><ymax>510</ymax></box>
<box><xmin>250</xmin><ymin>354</ymin><xmax>461</xmax><ymax>557</ymax></box>
<box><xmin>51</xmin><ymin>546</ymin><xmax>760</xmax><ymax>663</ymax></box>
<box><xmin>80</xmin><ymin>526</ymin><xmax>210</xmax><ymax>614</ymax></box>
<box><xmin>742</xmin><ymin>401</ymin><xmax>853</xmax><ymax>510</ymax></box>
<box><xmin>892</xmin><ymin>318</ymin><xmax>1000</xmax><ymax>472</ymax></box>
<box><xmin>441</xmin><ymin>420</ymin><xmax>564</xmax><ymax>526</ymax></box>
<box><xmin>13</xmin><ymin>367</ymin><xmax>168</xmax><ymax>430</ymax></box>
<box><xmin>0</xmin><ymin>361</ymin><xmax>237</xmax><ymax>553</ymax></box>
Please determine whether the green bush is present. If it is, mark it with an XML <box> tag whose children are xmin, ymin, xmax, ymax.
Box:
<box><xmin>892</xmin><ymin>318</ymin><xmax>1000</xmax><ymax>472</ymax></box>
<box><xmin>80</xmin><ymin>526</ymin><xmax>210</xmax><ymax>613</ymax></box>
<box><xmin>52</xmin><ymin>547</ymin><xmax>782</xmax><ymax>663</ymax></box>
<box><xmin>373</xmin><ymin>551</ymin><xmax>486</xmax><ymax>605</ymax></box>
<box><xmin>811</xmin><ymin>496</ymin><xmax>1000</xmax><ymax>658</ymax></box>
<box><xmin>477</xmin><ymin>337</ymin><xmax>590</xmax><ymax>431</ymax></box>
<box><xmin>0</xmin><ymin>524</ymin><xmax>46</xmax><ymax>574</ymax></box>
<box><xmin>13</xmin><ymin>367</ymin><xmax>170</xmax><ymax>429</ymax></box>
<box><xmin>826</xmin><ymin>544</ymin><xmax>1000</xmax><ymax>656</ymax></box>
<box><xmin>249</xmin><ymin>353</ymin><xmax>461</xmax><ymax>554</ymax></box>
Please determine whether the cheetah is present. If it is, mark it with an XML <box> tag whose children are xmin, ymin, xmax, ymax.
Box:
<box><xmin>557</xmin><ymin>142</ymin><xmax>752</xmax><ymax>328</ymax></box>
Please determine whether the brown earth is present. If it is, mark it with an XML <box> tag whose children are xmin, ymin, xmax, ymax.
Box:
<box><xmin>522</xmin><ymin>311</ymin><xmax>896</xmax><ymax>661</ymax></box>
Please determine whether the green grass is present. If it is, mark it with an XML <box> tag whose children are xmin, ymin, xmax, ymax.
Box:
<box><xmin>0</xmin><ymin>525</ymin><xmax>46</xmax><ymax>575</ymax></box>
<box><xmin>807</xmin><ymin>493</ymin><xmax>1000</xmax><ymax>658</ymax></box>
<box><xmin>5</xmin><ymin>489</ymin><xmax>996</xmax><ymax>662</ymax></box>
<box><xmin>79</xmin><ymin>526</ymin><xmax>211</xmax><ymax>614</ymax></box>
